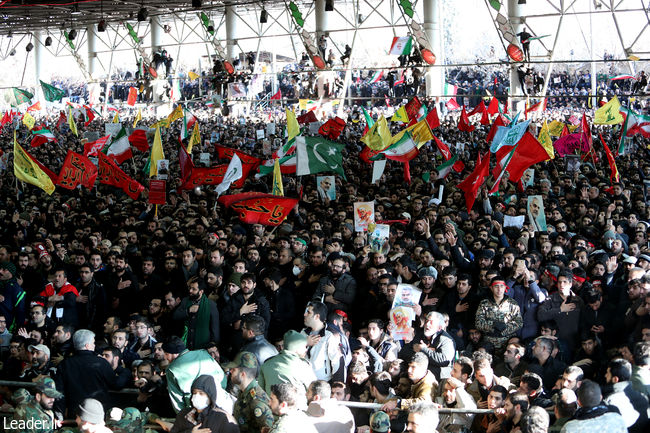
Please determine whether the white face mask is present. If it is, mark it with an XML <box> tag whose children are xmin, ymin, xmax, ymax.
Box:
<box><xmin>292</xmin><ymin>266</ymin><xmax>301</xmax><ymax>276</ymax></box>
<box><xmin>191</xmin><ymin>393</ymin><xmax>210</xmax><ymax>411</ymax></box>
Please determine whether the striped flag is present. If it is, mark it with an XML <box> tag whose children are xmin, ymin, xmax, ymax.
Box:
<box><xmin>31</xmin><ymin>128</ymin><xmax>58</xmax><ymax>147</ymax></box>
<box><xmin>389</xmin><ymin>36</ymin><xmax>413</xmax><ymax>55</ymax></box>
<box><xmin>369</xmin><ymin>70</ymin><xmax>383</xmax><ymax>83</ymax></box>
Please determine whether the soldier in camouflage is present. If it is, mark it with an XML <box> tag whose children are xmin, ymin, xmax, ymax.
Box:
<box><xmin>475</xmin><ymin>276</ymin><xmax>523</xmax><ymax>352</ymax></box>
<box><xmin>11</xmin><ymin>377</ymin><xmax>62</xmax><ymax>433</ymax></box>
<box><xmin>225</xmin><ymin>351</ymin><xmax>274</xmax><ymax>433</ymax></box>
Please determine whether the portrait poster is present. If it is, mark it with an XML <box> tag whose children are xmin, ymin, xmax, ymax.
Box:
<box><xmin>156</xmin><ymin>159</ymin><xmax>169</xmax><ymax>180</ymax></box>
<box><xmin>522</xmin><ymin>169</ymin><xmax>535</xmax><ymax>188</ymax></box>
<box><xmin>316</xmin><ymin>175</ymin><xmax>336</xmax><ymax>201</ymax></box>
<box><xmin>527</xmin><ymin>195</ymin><xmax>547</xmax><ymax>232</ymax></box>
<box><xmin>566</xmin><ymin>155</ymin><xmax>581</xmax><ymax>173</ymax></box>
<box><xmin>353</xmin><ymin>201</ymin><xmax>375</xmax><ymax>232</ymax></box>
<box><xmin>369</xmin><ymin>224</ymin><xmax>390</xmax><ymax>254</ymax></box>
<box><xmin>390</xmin><ymin>284</ymin><xmax>422</xmax><ymax>341</ymax></box>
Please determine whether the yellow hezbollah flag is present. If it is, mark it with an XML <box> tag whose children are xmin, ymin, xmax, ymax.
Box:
<box><xmin>272</xmin><ymin>158</ymin><xmax>284</xmax><ymax>196</ymax></box>
<box><xmin>391</xmin><ymin>106</ymin><xmax>409</xmax><ymax>123</ymax></box>
<box><xmin>167</xmin><ymin>105</ymin><xmax>183</xmax><ymax>124</ymax></box>
<box><xmin>150</xmin><ymin>127</ymin><xmax>165</xmax><ymax>178</ymax></box>
<box><xmin>22</xmin><ymin>112</ymin><xmax>36</xmax><ymax>130</ymax></box>
<box><xmin>538</xmin><ymin>121</ymin><xmax>555</xmax><ymax>160</ymax></box>
<box><xmin>68</xmin><ymin>107</ymin><xmax>78</xmax><ymax>136</ymax></box>
<box><xmin>286</xmin><ymin>108</ymin><xmax>300</xmax><ymax>142</ymax></box>
<box><xmin>594</xmin><ymin>96</ymin><xmax>624</xmax><ymax>125</ymax></box>
<box><xmin>112</xmin><ymin>112</ymin><xmax>120</xmax><ymax>123</ymax></box>
<box><xmin>187</xmin><ymin>122</ymin><xmax>201</xmax><ymax>154</ymax></box>
<box><xmin>547</xmin><ymin>120</ymin><xmax>565</xmax><ymax>137</ymax></box>
<box><xmin>188</xmin><ymin>71</ymin><xmax>200</xmax><ymax>80</ymax></box>
<box><xmin>133</xmin><ymin>108</ymin><xmax>142</xmax><ymax>128</ymax></box>
<box><xmin>361</xmin><ymin>116</ymin><xmax>392</xmax><ymax>151</ymax></box>
<box><xmin>406</xmin><ymin>119</ymin><xmax>434</xmax><ymax>148</ymax></box>
<box><xmin>13</xmin><ymin>131</ymin><xmax>55</xmax><ymax>195</ymax></box>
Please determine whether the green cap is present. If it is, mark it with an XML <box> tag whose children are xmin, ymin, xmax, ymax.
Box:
<box><xmin>283</xmin><ymin>330</ymin><xmax>307</xmax><ymax>352</ymax></box>
<box><xmin>228</xmin><ymin>272</ymin><xmax>243</xmax><ymax>287</ymax></box>
<box><xmin>35</xmin><ymin>376</ymin><xmax>63</xmax><ymax>399</ymax></box>
<box><xmin>370</xmin><ymin>411</ymin><xmax>391</xmax><ymax>433</ymax></box>
<box><xmin>224</xmin><ymin>351</ymin><xmax>259</xmax><ymax>370</ymax></box>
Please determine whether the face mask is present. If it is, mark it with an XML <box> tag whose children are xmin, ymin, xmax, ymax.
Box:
<box><xmin>191</xmin><ymin>393</ymin><xmax>210</xmax><ymax>411</ymax></box>
<box><xmin>292</xmin><ymin>266</ymin><xmax>301</xmax><ymax>276</ymax></box>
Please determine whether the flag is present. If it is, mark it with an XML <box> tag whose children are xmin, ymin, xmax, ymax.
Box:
<box><xmin>318</xmin><ymin>117</ymin><xmax>346</xmax><ymax>140</ymax></box>
<box><xmin>537</xmin><ymin>121</ymin><xmax>554</xmax><ymax>160</ymax></box>
<box><xmin>167</xmin><ymin>105</ymin><xmax>184</xmax><ymax>125</ymax></box>
<box><xmin>127</xmin><ymin>87</ymin><xmax>138</xmax><ymax>106</ymax></box>
<box><xmin>296</xmin><ymin>110</ymin><xmax>318</xmax><ymax>124</ymax></box>
<box><xmin>594</xmin><ymin>96</ymin><xmax>624</xmax><ymax>125</ymax></box>
<box><xmin>219</xmin><ymin>193</ymin><xmax>299</xmax><ymax>226</ymax></box>
<box><xmin>446</xmin><ymin>98</ymin><xmax>460</xmax><ymax>111</ymax></box>
<box><xmin>286</xmin><ymin>108</ymin><xmax>300</xmax><ymax>142</ymax></box>
<box><xmin>547</xmin><ymin>120</ymin><xmax>566</xmax><ymax>136</ymax></box>
<box><xmin>180</xmin><ymin>162</ymin><xmax>257</xmax><ymax>190</ymax></box>
<box><xmin>1</xmin><ymin>111</ymin><xmax>13</xmax><ymax>131</ymax></box>
<box><xmin>361</xmin><ymin>116</ymin><xmax>391</xmax><ymax>151</ymax></box>
<box><xmin>381</xmin><ymin>130</ymin><xmax>419</xmax><ymax>162</ymax></box>
<box><xmin>112</xmin><ymin>112</ymin><xmax>120</xmax><ymax>123</ymax></box>
<box><xmin>181</xmin><ymin>110</ymin><xmax>197</xmax><ymax>140</ymax></box>
<box><xmin>489</xmin><ymin>0</ymin><xmax>501</xmax><ymax>11</ymax></box>
<box><xmin>128</xmin><ymin>129</ymin><xmax>149</xmax><ymax>152</ymax></box>
<box><xmin>83</xmin><ymin>105</ymin><xmax>96</xmax><ymax>126</ymax></box>
<box><xmin>600</xmin><ymin>133</ymin><xmax>620</xmax><ymax>187</ymax></box>
<box><xmin>487</xmin><ymin>97</ymin><xmax>500</xmax><ymax>115</ymax></box>
<box><xmin>272</xmin><ymin>158</ymin><xmax>284</xmax><ymax>196</ymax></box>
<box><xmin>270</xmin><ymin>89</ymin><xmax>282</xmax><ymax>100</ymax></box>
<box><xmin>188</xmin><ymin>122</ymin><xmax>201</xmax><ymax>153</ymax></box>
<box><xmin>458</xmin><ymin>106</ymin><xmax>475</xmax><ymax>132</ymax></box>
<box><xmin>389</xmin><ymin>36</ymin><xmax>413</xmax><ymax>55</ymax></box>
<box><xmin>425</xmin><ymin>106</ymin><xmax>440</xmax><ymax>129</ymax></box>
<box><xmin>132</xmin><ymin>108</ymin><xmax>142</xmax><ymax>128</ymax></box>
<box><xmin>188</xmin><ymin>71</ymin><xmax>200</xmax><ymax>80</ymax></box>
<box><xmin>258</xmin><ymin>155</ymin><xmax>296</xmax><ymax>177</ymax></box>
<box><xmin>84</xmin><ymin>135</ymin><xmax>111</xmax><ymax>157</ymax></box>
<box><xmin>57</xmin><ymin>150</ymin><xmax>98</xmax><ymax>190</ymax></box>
<box><xmin>368</xmin><ymin>70</ymin><xmax>383</xmax><ymax>83</ymax></box>
<box><xmin>492</xmin><ymin>132</ymin><xmax>551</xmax><ymax>184</ymax></box>
<box><xmin>40</xmin><ymin>81</ymin><xmax>66</xmax><ymax>102</ymax></box>
<box><xmin>432</xmin><ymin>135</ymin><xmax>465</xmax><ymax>172</ymax></box>
<box><xmin>553</xmin><ymin>133</ymin><xmax>581</xmax><ymax>157</ymax></box>
<box><xmin>618</xmin><ymin>110</ymin><xmax>629</xmax><ymax>155</ymax></box>
<box><xmin>295</xmin><ymin>136</ymin><xmax>346</xmax><ymax>178</ymax></box>
<box><xmin>56</xmin><ymin>111</ymin><xmax>67</xmax><ymax>130</ymax></box>
<box><xmin>490</xmin><ymin>119</ymin><xmax>530</xmax><ymax>153</ymax></box>
<box><xmin>406</xmin><ymin>118</ymin><xmax>434</xmax><ymax>148</ymax></box>
<box><xmin>30</xmin><ymin>128</ymin><xmax>57</xmax><ymax>147</ymax></box>
<box><xmin>13</xmin><ymin>88</ymin><xmax>33</xmax><ymax>105</ymax></box>
<box><xmin>13</xmin><ymin>131</ymin><xmax>56</xmax><ymax>195</ymax></box>
<box><xmin>619</xmin><ymin>106</ymin><xmax>650</xmax><ymax>139</ymax></box>
<box><xmin>179</xmin><ymin>143</ymin><xmax>193</xmax><ymax>182</ymax></box>
<box><xmin>391</xmin><ymin>106</ymin><xmax>409</xmax><ymax>123</ymax></box>
<box><xmin>457</xmin><ymin>152</ymin><xmax>490</xmax><ymax>212</ymax></box>
<box><xmin>468</xmin><ymin>101</ymin><xmax>487</xmax><ymax>117</ymax></box>
<box><xmin>361</xmin><ymin>107</ymin><xmax>374</xmax><ymax>135</ymax></box>
<box><xmin>405</xmin><ymin>97</ymin><xmax>422</xmax><ymax>123</ymax></box>
<box><xmin>215</xmin><ymin>154</ymin><xmax>243</xmax><ymax>196</ymax></box>
<box><xmin>149</xmin><ymin>127</ymin><xmax>165</xmax><ymax>177</ymax></box>
<box><xmin>22</xmin><ymin>112</ymin><xmax>36</xmax><ymax>130</ymax></box>
<box><xmin>215</xmin><ymin>144</ymin><xmax>262</xmax><ymax>167</ymax></box>
<box><xmin>97</xmin><ymin>152</ymin><xmax>144</xmax><ymax>199</ymax></box>
<box><xmin>27</xmin><ymin>101</ymin><xmax>42</xmax><ymax>112</ymax></box>
<box><xmin>107</xmin><ymin>127</ymin><xmax>133</xmax><ymax>164</ymax></box>
<box><xmin>435</xmin><ymin>155</ymin><xmax>460</xmax><ymax>179</ymax></box>
<box><xmin>486</xmin><ymin>114</ymin><xmax>505</xmax><ymax>144</ymax></box>
<box><xmin>524</xmin><ymin>99</ymin><xmax>547</xmax><ymax>115</ymax></box>
<box><xmin>579</xmin><ymin>113</ymin><xmax>593</xmax><ymax>154</ymax></box>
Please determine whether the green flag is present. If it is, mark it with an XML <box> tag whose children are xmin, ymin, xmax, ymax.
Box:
<box><xmin>489</xmin><ymin>0</ymin><xmax>501</xmax><ymax>11</ymax></box>
<box><xmin>13</xmin><ymin>88</ymin><xmax>33</xmax><ymax>105</ymax></box>
<box><xmin>63</xmin><ymin>31</ymin><xmax>75</xmax><ymax>50</ymax></box>
<box><xmin>126</xmin><ymin>23</ymin><xmax>140</xmax><ymax>44</ymax></box>
<box><xmin>40</xmin><ymin>81</ymin><xmax>66</xmax><ymax>102</ymax></box>
<box><xmin>288</xmin><ymin>2</ymin><xmax>304</xmax><ymax>27</ymax></box>
<box><xmin>399</xmin><ymin>0</ymin><xmax>414</xmax><ymax>18</ymax></box>
<box><xmin>200</xmin><ymin>12</ymin><xmax>214</xmax><ymax>35</ymax></box>
<box><xmin>295</xmin><ymin>136</ymin><xmax>346</xmax><ymax>179</ymax></box>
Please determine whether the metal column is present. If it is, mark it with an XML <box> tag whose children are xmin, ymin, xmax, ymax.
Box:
<box><xmin>87</xmin><ymin>25</ymin><xmax>99</xmax><ymax>78</ymax></box>
<box><xmin>226</xmin><ymin>5</ymin><xmax>238</xmax><ymax>62</ymax></box>
<box><xmin>33</xmin><ymin>31</ymin><xmax>45</xmax><ymax>108</ymax></box>
<box><xmin>151</xmin><ymin>16</ymin><xmax>163</xmax><ymax>52</ymax></box>
<box><xmin>315</xmin><ymin>0</ymin><xmax>329</xmax><ymax>37</ymax></box>
<box><xmin>508</xmin><ymin>0</ymin><xmax>523</xmax><ymax>110</ymax></box>
<box><xmin>423</xmin><ymin>0</ymin><xmax>443</xmax><ymax>98</ymax></box>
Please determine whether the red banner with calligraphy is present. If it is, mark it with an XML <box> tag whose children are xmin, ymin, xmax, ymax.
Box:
<box><xmin>215</xmin><ymin>144</ymin><xmax>262</xmax><ymax>167</ymax></box>
<box><xmin>149</xmin><ymin>179</ymin><xmax>166</xmax><ymax>205</ymax></box>
<box><xmin>179</xmin><ymin>161</ymin><xmax>257</xmax><ymax>190</ymax></box>
<box><xmin>97</xmin><ymin>152</ymin><xmax>144</xmax><ymax>199</ymax></box>
<box><xmin>219</xmin><ymin>193</ymin><xmax>298</xmax><ymax>226</ymax></box>
<box><xmin>57</xmin><ymin>150</ymin><xmax>98</xmax><ymax>190</ymax></box>
<box><xmin>318</xmin><ymin>117</ymin><xmax>346</xmax><ymax>140</ymax></box>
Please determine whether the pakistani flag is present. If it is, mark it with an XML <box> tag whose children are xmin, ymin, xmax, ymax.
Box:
<box><xmin>13</xmin><ymin>88</ymin><xmax>33</xmax><ymax>105</ymax></box>
<box><xmin>40</xmin><ymin>81</ymin><xmax>66</xmax><ymax>102</ymax></box>
<box><xmin>295</xmin><ymin>136</ymin><xmax>346</xmax><ymax>179</ymax></box>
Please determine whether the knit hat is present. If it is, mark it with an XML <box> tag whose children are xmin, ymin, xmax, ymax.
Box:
<box><xmin>162</xmin><ymin>337</ymin><xmax>186</xmax><ymax>354</ymax></box>
<box><xmin>417</xmin><ymin>266</ymin><xmax>438</xmax><ymax>279</ymax></box>
<box><xmin>283</xmin><ymin>330</ymin><xmax>307</xmax><ymax>352</ymax></box>
<box><xmin>228</xmin><ymin>272</ymin><xmax>243</xmax><ymax>287</ymax></box>
<box><xmin>78</xmin><ymin>398</ymin><xmax>105</xmax><ymax>424</ymax></box>
<box><xmin>224</xmin><ymin>351</ymin><xmax>259</xmax><ymax>370</ymax></box>
<box><xmin>0</xmin><ymin>261</ymin><xmax>16</xmax><ymax>276</ymax></box>
<box><xmin>370</xmin><ymin>411</ymin><xmax>391</xmax><ymax>433</ymax></box>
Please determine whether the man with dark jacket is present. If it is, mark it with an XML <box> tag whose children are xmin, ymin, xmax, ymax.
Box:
<box><xmin>241</xmin><ymin>314</ymin><xmax>278</xmax><ymax>365</ymax></box>
<box><xmin>0</xmin><ymin>261</ymin><xmax>26</xmax><ymax>331</ymax></box>
<box><xmin>400</xmin><ymin>311</ymin><xmax>455</xmax><ymax>380</ymax></box>
<box><xmin>173</xmin><ymin>276</ymin><xmax>220</xmax><ymax>350</ymax></box>
<box><xmin>75</xmin><ymin>264</ymin><xmax>106</xmax><ymax>334</ymax></box>
<box><xmin>55</xmin><ymin>329</ymin><xmax>123</xmax><ymax>416</ymax></box>
<box><xmin>312</xmin><ymin>254</ymin><xmax>357</xmax><ymax>313</ymax></box>
<box><xmin>39</xmin><ymin>268</ymin><xmax>79</xmax><ymax>328</ymax></box>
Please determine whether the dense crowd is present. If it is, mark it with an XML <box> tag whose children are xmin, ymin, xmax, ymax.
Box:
<box><xmin>0</xmin><ymin>92</ymin><xmax>650</xmax><ymax>433</ymax></box>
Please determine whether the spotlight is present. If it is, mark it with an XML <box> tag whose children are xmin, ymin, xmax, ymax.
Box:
<box><xmin>325</xmin><ymin>0</ymin><xmax>334</xmax><ymax>12</ymax></box>
<box><xmin>192</xmin><ymin>0</ymin><xmax>202</xmax><ymax>7</ymax></box>
<box><xmin>26</xmin><ymin>42</ymin><xmax>33</xmax><ymax>52</ymax></box>
<box><xmin>137</xmin><ymin>7</ymin><xmax>148</xmax><ymax>22</ymax></box>
<box><xmin>45</xmin><ymin>36</ymin><xmax>52</xmax><ymax>46</ymax></box>
<box><xmin>260</xmin><ymin>8</ymin><xmax>268</xmax><ymax>23</ymax></box>
<box><xmin>98</xmin><ymin>19</ymin><xmax>107</xmax><ymax>32</ymax></box>
<box><xmin>68</xmin><ymin>29</ymin><xmax>77</xmax><ymax>39</ymax></box>
<box><xmin>9</xmin><ymin>49</ymin><xmax>16</xmax><ymax>56</ymax></box>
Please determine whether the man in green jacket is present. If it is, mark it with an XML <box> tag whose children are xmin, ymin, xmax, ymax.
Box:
<box><xmin>258</xmin><ymin>330</ymin><xmax>317</xmax><ymax>395</ymax></box>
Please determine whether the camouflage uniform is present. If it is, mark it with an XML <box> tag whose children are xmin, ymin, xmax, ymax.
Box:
<box><xmin>106</xmin><ymin>407</ymin><xmax>145</xmax><ymax>433</ymax></box>
<box><xmin>225</xmin><ymin>352</ymin><xmax>275</xmax><ymax>433</ymax></box>
<box><xmin>11</xmin><ymin>378</ymin><xmax>62</xmax><ymax>433</ymax></box>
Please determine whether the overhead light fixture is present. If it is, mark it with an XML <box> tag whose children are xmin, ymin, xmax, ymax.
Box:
<box><xmin>7</xmin><ymin>31</ymin><xmax>12</xmax><ymax>38</ymax></box>
<box><xmin>260</xmin><ymin>8</ymin><xmax>268</xmax><ymax>23</ymax></box>
<box><xmin>192</xmin><ymin>0</ymin><xmax>202</xmax><ymax>8</ymax></box>
<box><xmin>71</xmin><ymin>4</ymin><xmax>81</xmax><ymax>15</ymax></box>
<box><xmin>325</xmin><ymin>0</ymin><xmax>334</xmax><ymax>12</ymax></box>
<box><xmin>137</xmin><ymin>7</ymin><xmax>148</xmax><ymax>22</ymax></box>
<box><xmin>26</xmin><ymin>42</ymin><xmax>34</xmax><ymax>52</ymax></box>
<box><xmin>9</xmin><ymin>48</ymin><xmax>16</xmax><ymax>56</ymax></box>
<box><xmin>68</xmin><ymin>29</ymin><xmax>77</xmax><ymax>39</ymax></box>
<box><xmin>98</xmin><ymin>19</ymin><xmax>107</xmax><ymax>32</ymax></box>
<box><xmin>518</xmin><ymin>0</ymin><xmax>526</xmax><ymax>3</ymax></box>
<box><xmin>45</xmin><ymin>36</ymin><xmax>52</xmax><ymax>46</ymax></box>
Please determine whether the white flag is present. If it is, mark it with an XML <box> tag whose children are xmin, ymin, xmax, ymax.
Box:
<box><xmin>371</xmin><ymin>159</ymin><xmax>387</xmax><ymax>184</ymax></box>
<box><xmin>215</xmin><ymin>154</ymin><xmax>242</xmax><ymax>196</ymax></box>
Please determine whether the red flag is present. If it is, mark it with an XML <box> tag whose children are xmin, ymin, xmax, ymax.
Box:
<box><xmin>27</xmin><ymin>101</ymin><xmax>41</xmax><ymax>112</ymax></box>
<box><xmin>97</xmin><ymin>152</ymin><xmax>144</xmax><ymax>199</ymax></box>
<box><xmin>57</xmin><ymin>150</ymin><xmax>98</xmax><ymax>190</ymax></box>
<box><xmin>179</xmin><ymin>162</ymin><xmax>257</xmax><ymax>190</ymax></box>
<box><xmin>553</xmin><ymin>133</ymin><xmax>581</xmax><ymax>157</ymax></box>
<box><xmin>318</xmin><ymin>117</ymin><xmax>346</xmax><ymax>139</ymax></box>
<box><xmin>270</xmin><ymin>88</ymin><xmax>282</xmax><ymax>100</ymax></box>
<box><xmin>83</xmin><ymin>105</ymin><xmax>95</xmax><ymax>126</ymax></box>
<box><xmin>296</xmin><ymin>111</ymin><xmax>318</xmax><ymax>124</ymax></box>
<box><xmin>458</xmin><ymin>106</ymin><xmax>475</xmax><ymax>132</ymax></box>
<box><xmin>24</xmin><ymin>148</ymin><xmax>58</xmax><ymax>184</ymax></box>
<box><xmin>425</xmin><ymin>107</ymin><xmax>440</xmax><ymax>130</ymax></box>
<box><xmin>480</xmin><ymin>109</ymin><xmax>490</xmax><ymax>126</ymax></box>
<box><xmin>457</xmin><ymin>153</ymin><xmax>490</xmax><ymax>212</ymax></box>
<box><xmin>525</xmin><ymin>99</ymin><xmax>547</xmax><ymax>115</ymax></box>
<box><xmin>491</xmin><ymin>132</ymin><xmax>549</xmax><ymax>184</ymax></box>
<box><xmin>128</xmin><ymin>129</ymin><xmax>149</xmax><ymax>152</ymax></box>
<box><xmin>359</xmin><ymin>146</ymin><xmax>382</xmax><ymax>164</ymax></box>
<box><xmin>127</xmin><ymin>87</ymin><xmax>138</xmax><ymax>106</ymax></box>
<box><xmin>178</xmin><ymin>143</ymin><xmax>193</xmax><ymax>182</ymax></box>
<box><xmin>467</xmin><ymin>101</ymin><xmax>487</xmax><ymax>117</ymax></box>
<box><xmin>215</xmin><ymin>144</ymin><xmax>262</xmax><ymax>167</ymax></box>
<box><xmin>219</xmin><ymin>193</ymin><xmax>299</xmax><ymax>226</ymax></box>
<box><xmin>487</xmin><ymin>97</ymin><xmax>500</xmax><ymax>115</ymax></box>
<box><xmin>403</xmin><ymin>161</ymin><xmax>411</xmax><ymax>184</ymax></box>
<box><xmin>149</xmin><ymin>179</ymin><xmax>166</xmax><ymax>205</ymax></box>
<box><xmin>432</xmin><ymin>135</ymin><xmax>464</xmax><ymax>172</ymax></box>
<box><xmin>560</xmin><ymin>125</ymin><xmax>570</xmax><ymax>138</ymax></box>
<box><xmin>218</xmin><ymin>192</ymin><xmax>269</xmax><ymax>208</ymax></box>
<box><xmin>405</xmin><ymin>96</ymin><xmax>422</xmax><ymax>122</ymax></box>
<box><xmin>487</xmin><ymin>115</ymin><xmax>505</xmax><ymax>143</ymax></box>
<box><xmin>600</xmin><ymin>133</ymin><xmax>620</xmax><ymax>185</ymax></box>
<box><xmin>84</xmin><ymin>135</ymin><xmax>111</xmax><ymax>157</ymax></box>
<box><xmin>56</xmin><ymin>111</ymin><xmax>67</xmax><ymax>130</ymax></box>
<box><xmin>446</xmin><ymin>98</ymin><xmax>460</xmax><ymax>111</ymax></box>
<box><xmin>579</xmin><ymin>113</ymin><xmax>593</xmax><ymax>153</ymax></box>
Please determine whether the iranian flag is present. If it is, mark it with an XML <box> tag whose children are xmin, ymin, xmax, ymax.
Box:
<box><xmin>435</xmin><ymin>155</ymin><xmax>460</xmax><ymax>179</ymax></box>
<box><xmin>369</xmin><ymin>71</ymin><xmax>383</xmax><ymax>84</ymax></box>
<box><xmin>31</xmin><ymin>128</ymin><xmax>58</xmax><ymax>147</ymax></box>
<box><xmin>181</xmin><ymin>110</ymin><xmax>197</xmax><ymax>140</ymax></box>
<box><xmin>381</xmin><ymin>130</ymin><xmax>419</xmax><ymax>162</ymax></box>
<box><xmin>106</xmin><ymin>127</ymin><xmax>133</xmax><ymax>164</ymax></box>
<box><xmin>257</xmin><ymin>155</ymin><xmax>296</xmax><ymax>177</ymax></box>
<box><xmin>389</xmin><ymin>36</ymin><xmax>412</xmax><ymax>55</ymax></box>
<box><xmin>620</xmin><ymin>107</ymin><xmax>650</xmax><ymax>138</ymax></box>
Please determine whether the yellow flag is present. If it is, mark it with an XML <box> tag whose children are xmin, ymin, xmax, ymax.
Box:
<box><xmin>187</xmin><ymin>122</ymin><xmax>201</xmax><ymax>154</ymax></box>
<box><xmin>13</xmin><ymin>131</ymin><xmax>55</xmax><ymax>195</ymax></box>
<box><xmin>406</xmin><ymin>119</ymin><xmax>434</xmax><ymax>148</ymax></box>
<box><xmin>150</xmin><ymin>127</ymin><xmax>165</xmax><ymax>178</ymax></box>
<box><xmin>391</xmin><ymin>106</ymin><xmax>409</xmax><ymax>123</ymax></box>
<box><xmin>628</xmin><ymin>54</ymin><xmax>640</xmax><ymax>61</ymax></box>
<box><xmin>112</xmin><ymin>112</ymin><xmax>120</xmax><ymax>123</ymax></box>
<box><xmin>594</xmin><ymin>96</ymin><xmax>624</xmax><ymax>125</ymax></box>
<box><xmin>133</xmin><ymin>108</ymin><xmax>142</xmax><ymax>128</ymax></box>
<box><xmin>272</xmin><ymin>158</ymin><xmax>284</xmax><ymax>196</ymax></box>
<box><xmin>538</xmin><ymin>121</ymin><xmax>555</xmax><ymax>160</ymax></box>
<box><xmin>188</xmin><ymin>71</ymin><xmax>200</xmax><ymax>80</ymax></box>
<box><xmin>22</xmin><ymin>112</ymin><xmax>36</xmax><ymax>130</ymax></box>
<box><xmin>286</xmin><ymin>108</ymin><xmax>300</xmax><ymax>142</ymax></box>
<box><xmin>68</xmin><ymin>107</ymin><xmax>78</xmax><ymax>136</ymax></box>
<box><xmin>151</xmin><ymin>118</ymin><xmax>170</xmax><ymax>129</ymax></box>
<box><xmin>547</xmin><ymin>120</ymin><xmax>565</xmax><ymax>137</ymax></box>
<box><xmin>167</xmin><ymin>105</ymin><xmax>184</xmax><ymax>124</ymax></box>
<box><xmin>361</xmin><ymin>116</ymin><xmax>392</xmax><ymax>151</ymax></box>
